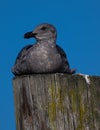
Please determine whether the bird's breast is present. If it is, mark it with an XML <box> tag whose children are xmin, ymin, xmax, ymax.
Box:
<box><xmin>26</xmin><ymin>44</ymin><xmax>62</xmax><ymax>72</ymax></box>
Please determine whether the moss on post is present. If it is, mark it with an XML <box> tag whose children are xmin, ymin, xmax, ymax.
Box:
<box><xmin>13</xmin><ymin>74</ymin><xmax>100</xmax><ymax>130</ymax></box>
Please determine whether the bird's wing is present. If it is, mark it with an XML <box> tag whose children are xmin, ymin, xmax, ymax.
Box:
<box><xmin>56</xmin><ymin>44</ymin><xmax>76</xmax><ymax>74</ymax></box>
<box><xmin>56</xmin><ymin>44</ymin><xmax>69</xmax><ymax>64</ymax></box>
<box><xmin>56</xmin><ymin>44</ymin><xmax>67</xmax><ymax>58</ymax></box>
<box><xmin>15</xmin><ymin>44</ymin><xmax>33</xmax><ymax>64</ymax></box>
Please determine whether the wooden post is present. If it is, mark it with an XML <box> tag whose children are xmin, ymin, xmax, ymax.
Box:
<box><xmin>13</xmin><ymin>74</ymin><xmax>100</xmax><ymax>130</ymax></box>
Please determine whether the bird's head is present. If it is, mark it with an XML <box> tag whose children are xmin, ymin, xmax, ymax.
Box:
<box><xmin>24</xmin><ymin>23</ymin><xmax>57</xmax><ymax>42</ymax></box>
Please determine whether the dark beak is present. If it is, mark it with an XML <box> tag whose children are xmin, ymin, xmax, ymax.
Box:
<box><xmin>24</xmin><ymin>31</ymin><xmax>37</xmax><ymax>39</ymax></box>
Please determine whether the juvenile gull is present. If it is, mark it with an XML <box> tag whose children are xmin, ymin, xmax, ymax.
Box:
<box><xmin>12</xmin><ymin>23</ymin><xmax>76</xmax><ymax>75</ymax></box>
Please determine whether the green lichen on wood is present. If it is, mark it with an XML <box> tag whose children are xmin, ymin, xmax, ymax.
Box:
<box><xmin>13</xmin><ymin>74</ymin><xmax>100</xmax><ymax>130</ymax></box>
<box><xmin>69</xmin><ymin>89</ymin><xmax>77</xmax><ymax>112</ymax></box>
<box><xmin>89</xmin><ymin>76</ymin><xmax>100</xmax><ymax>129</ymax></box>
<box><xmin>67</xmin><ymin>77</ymin><xmax>86</xmax><ymax>130</ymax></box>
<box><xmin>47</xmin><ymin>75</ymin><xmax>68</xmax><ymax>130</ymax></box>
<box><xmin>47</xmin><ymin>74</ymin><xmax>100</xmax><ymax>130</ymax></box>
<box><xmin>47</xmin><ymin>78</ymin><xmax>57</xmax><ymax>129</ymax></box>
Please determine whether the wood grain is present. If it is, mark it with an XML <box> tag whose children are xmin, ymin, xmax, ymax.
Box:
<box><xmin>13</xmin><ymin>74</ymin><xmax>100</xmax><ymax>130</ymax></box>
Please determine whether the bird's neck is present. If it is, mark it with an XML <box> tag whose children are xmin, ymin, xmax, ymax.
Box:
<box><xmin>37</xmin><ymin>38</ymin><xmax>56</xmax><ymax>46</ymax></box>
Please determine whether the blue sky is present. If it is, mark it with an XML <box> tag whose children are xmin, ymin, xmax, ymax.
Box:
<box><xmin>0</xmin><ymin>0</ymin><xmax>100</xmax><ymax>129</ymax></box>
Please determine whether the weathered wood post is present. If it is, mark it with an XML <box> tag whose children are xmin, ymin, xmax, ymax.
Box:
<box><xmin>13</xmin><ymin>74</ymin><xmax>100</xmax><ymax>130</ymax></box>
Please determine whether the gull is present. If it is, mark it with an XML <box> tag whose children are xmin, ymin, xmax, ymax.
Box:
<box><xmin>12</xmin><ymin>23</ymin><xmax>76</xmax><ymax>75</ymax></box>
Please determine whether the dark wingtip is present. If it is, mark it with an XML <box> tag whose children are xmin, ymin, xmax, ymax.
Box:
<box><xmin>24</xmin><ymin>31</ymin><xmax>35</xmax><ymax>39</ymax></box>
<box><xmin>70</xmin><ymin>68</ymin><xmax>76</xmax><ymax>74</ymax></box>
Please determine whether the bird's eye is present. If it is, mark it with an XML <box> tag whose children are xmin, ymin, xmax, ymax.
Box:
<box><xmin>41</xmin><ymin>27</ymin><xmax>47</xmax><ymax>30</ymax></box>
